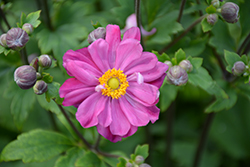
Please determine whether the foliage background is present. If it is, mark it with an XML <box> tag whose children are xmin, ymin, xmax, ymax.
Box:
<box><xmin>0</xmin><ymin>0</ymin><xmax>250</xmax><ymax>166</ymax></box>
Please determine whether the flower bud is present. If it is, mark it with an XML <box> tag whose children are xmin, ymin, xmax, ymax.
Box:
<box><xmin>139</xmin><ymin>163</ymin><xmax>151</xmax><ymax>167</ymax></box>
<box><xmin>30</xmin><ymin>57</ymin><xmax>39</xmax><ymax>71</ymax></box>
<box><xmin>179</xmin><ymin>60</ymin><xmax>193</xmax><ymax>72</ymax></box>
<box><xmin>125</xmin><ymin>162</ymin><xmax>133</xmax><ymax>167</ymax></box>
<box><xmin>207</xmin><ymin>14</ymin><xmax>218</xmax><ymax>25</ymax></box>
<box><xmin>135</xmin><ymin>155</ymin><xmax>144</xmax><ymax>164</ymax></box>
<box><xmin>38</xmin><ymin>54</ymin><xmax>52</xmax><ymax>68</ymax></box>
<box><xmin>33</xmin><ymin>80</ymin><xmax>48</xmax><ymax>95</ymax></box>
<box><xmin>166</xmin><ymin>66</ymin><xmax>188</xmax><ymax>86</ymax></box>
<box><xmin>22</xmin><ymin>23</ymin><xmax>34</xmax><ymax>35</ymax></box>
<box><xmin>87</xmin><ymin>27</ymin><xmax>106</xmax><ymax>44</ymax></box>
<box><xmin>28</xmin><ymin>53</ymin><xmax>39</xmax><ymax>64</ymax></box>
<box><xmin>14</xmin><ymin>65</ymin><xmax>37</xmax><ymax>89</ymax></box>
<box><xmin>221</xmin><ymin>2</ymin><xmax>239</xmax><ymax>23</ymax></box>
<box><xmin>232</xmin><ymin>61</ymin><xmax>245</xmax><ymax>76</ymax></box>
<box><xmin>6</xmin><ymin>28</ymin><xmax>29</xmax><ymax>50</ymax></box>
<box><xmin>0</xmin><ymin>33</ymin><xmax>7</xmax><ymax>47</ymax></box>
<box><xmin>211</xmin><ymin>0</ymin><xmax>220</xmax><ymax>8</ymax></box>
<box><xmin>164</xmin><ymin>60</ymin><xmax>173</xmax><ymax>69</ymax></box>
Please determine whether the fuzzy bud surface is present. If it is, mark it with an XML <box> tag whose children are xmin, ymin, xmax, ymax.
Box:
<box><xmin>167</xmin><ymin>65</ymin><xmax>188</xmax><ymax>86</ymax></box>
<box><xmin>87</xmin><ymin>27</ymin><xmax>106</xmax><ymax>44</ymax></box>
<box><xmin>33</xmin><ymin>80</ymin><xmax>48</xmax><ymax>95</ymax></box>
<box><xmin>6</xmin><ymin>28</ymin><xmax>29</xmax><ymax>50</ymax></box>
<box><xmin>232</xmin><ymin>61</ymin><xmax>245</xmax><ymax>76</ymax></box>
<box><xmin>221</xmin><ymin>2</ymin><xmax>239</xmax><ymax>23</ymax></box>
<box><xmin>39</xmin><ymin>54</ymin><xmax>52</xmax><ymax>68</ymax></box>
<box><xmin>0</xmin><ymin>33</ymin><xmax>7</xmax><ymax>47</ymax></box>
<box><xmin>14</xmin><ymin>65</ymin><xmax>37</xmax><ymax>89</ymax></box>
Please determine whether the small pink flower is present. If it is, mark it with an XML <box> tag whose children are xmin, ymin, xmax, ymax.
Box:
<box><xmin>122</xmin><ymin>14</ymin><xmax>157</xmax><ymax>36</ymax></box>
<box><xmin>59</xmin><ymin>24</ymin><xmax>168</xmax><ymax>142</ymax></box>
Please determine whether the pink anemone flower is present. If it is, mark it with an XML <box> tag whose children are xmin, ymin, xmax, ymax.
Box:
<box><xmin>59</xmin><ymin>24</ymin><xmax>168</xmax><ymax>142</ymax></box>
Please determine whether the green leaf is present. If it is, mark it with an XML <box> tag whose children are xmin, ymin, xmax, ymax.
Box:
<box><xmin>0</xmin><ymin>129</ymin><xmax>73</xmax><ymax>163</ymax></box>
<box><xmin>205</xmin><ymin>5</ymin><xmax>217</xmax><ymax>14</ymax></box>
<box><xmin>42</xmin><ymin>72</ymin><xmax>54</xmax><ymax>83</ymax></box>
<box><xmin>160</xmin><ymin>84</ymin><xmax>179</xmax><ymax>112</ymax></box>
<box><xmin>187</xmin><ymin>57</ymin><xmax>203</xmax><ymax>69</ymax></box>
<box><xmin>91</xmin><ymin>21</ymin><xmax>102</xmax><ymax>29</ymax></box>
<box><xmin>0</xmin><ymin>45</ymin><xmax>11</xmax><ymax>56</ymax></box>
<box><xmin>241</xmin><ymin>54</ymin><xmax>248</xmax><ymax>65</ymax></box>
<box><xmin>153</xmin><ymin>50</ymin><xmax>170</xmax><ymax>62</ymax></box>
<box><xmin>175</xmin><ymin>48</ymin><xmax>186</xmax><ymax>65</ymax></box>
<box><xmin>75</xmin><ymin>151</ymin><xmax>106</xmax><ymax>167</ymax></box>
<box><xmin>21</xmin><ymin>10</ymin><xmax>41</xmax><ymax>28</ymax></box>
<box><xmin>201</xmin><ymin>18</ymin><xmax>214</xmax><ymax>32</ymax></box>
<box><xmin>133</xmin><ymin>144</ymin><xmax>149</xmax><ymax>160</ymax></box>
<box><xmin>224</xmin><ymin>50</ymin><xmax>241</xmax><ymax>73</ymax></box>
<box><xmin>117</xmin><ymin>157</ymin><xmax>127</xmax><ymax>167</ymax></box>
<box><xmin>55</xmin><ymin>147</ymin><xmax>85</xmax><ymax>167</ymax></box>
<box><xmin>45</xmin><ymin>82</ymin><xmax>63</xmax><ymax>104</ymax></box>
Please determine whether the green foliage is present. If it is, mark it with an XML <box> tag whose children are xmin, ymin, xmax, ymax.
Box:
<box><xmin>0</xmin><ymin>129</ymin><xmax>73</xmax><ymax>163</ymax></box>
<box><xmin>224</xmin><ymin>50</ymin><xmax>243</xmax><ymax>73</ymax></box>
<box><xmin>75</xmin><ymin>151</ymin><xmax>107</xmax><ymax>167</ymax></box>
<box><xmin>45</xmin><ymin>82</ymin><xmax>63</xmax><ymax>104</ymax></box>
<box><xmin>175</xmin><ymin>48</ymin><xmax>186</xmax><ymax>65</ymax></box>
<box><xmin>0</xmin><ymin>46</ymin><xmax>11</xmax><ymax>56</ymax></box>
<box><xmin>201</xmin><ymin>18</ymin><xmax>214</xmax><ymax>32</ymax></box>
<box><xmin>18</xmin><ymin>10</ymin><xmax>41</xmax><ymax>28</ymax></box>
<box><xmin>205</xmin><ymin>5</ymin><xmax>217</xmax><ymax>14</ymax></box>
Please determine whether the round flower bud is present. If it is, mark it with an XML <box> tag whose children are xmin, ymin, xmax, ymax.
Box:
<box><xmin>164</xmin><ymin>60</ymin><xmax>173</xmax><ymax>69</ymax></box>
<box><xmin>179</xmin><ymin>60</ymin><xmax>193</xmax><ymax>72</ymax></box>
<box><xmin>139</xmin><ymin>163</ymin><xmax>151</xmax><ymax>167</ymax></box>
<box><xmin>211</xmin><ymin>0</ymin><xmax>220</xmax><ymax>8</ymax></box>
<box><xmin>33</xmin><ymin>80</ymin><xmax>48</xmax><ymax>95</ymax></box>
<box><xmin>125</xmin><ymin>162</ymin><xmax>133</xmax><ymax>167</ymax></box>
<box><xmin>22</xmin><ymin>23</ymin><xmax>34</xmax><ymax>35</ymax></box>
<box><xmin>30</xmin><ymin>57</ymin><xmax>39</xmax><ymax>71</ymax></box>
<box><xmin>14</xmin><ymin>65</ymin><xmax>37</xmax><ymax>89</ymax></box>
<box><xmin>28</xmin><ymin>53</ymin><xmax>39</xmax><ymax>64</ymax></box>
<box><xmin>232</xmin><ymin>61</ymin><xmax>245</xmax><ymax>76</ymax></box>
<box><xmin>135</xmin><ymin>155</ymin><xmax>145</xmax><ymax>164</ymax></box>
<box><xmin>38</xmin><ymin>54</ymin><xmax>52</xmax><ymax>68</ymax></box>
<box><xmin>6</xmin><ymin>28</ymin><xmax>29</xmax><ymax>50</ymax></box>
<box><xmin>221</xmin><ymin>2</ymin><xmax>239</xmax><ymax>23</ymax></box>
<box><xmin>207</xmin><ymin>14</ymin><xmax>218</xmax><ymax>25</ymax></box>
<box><xmin>87</xmin><ymin>27</ymin><xmax>106</xmax><ymax>44</ymax></box>
<box><xmin>0</xmin><ymin>33</ymin><xmax>7</xmax><ymax>47</ymax></box>
<box><xmin>166</xmin><ymin>65</ymin><xmax>188</xmax><ymax>86</ymax></box>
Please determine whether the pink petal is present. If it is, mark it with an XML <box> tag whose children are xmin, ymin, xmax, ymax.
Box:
<box><xmin>119</xmin><ymin>96</ymin><xmax>149</xmax><ymax>126</ymax></box>
<box><xmin>65</xmin><ymin>61</ymin><xmax>99</xmax><ymax>86</ymax></box>
<box><xmin>97</xmin><ymin>98</ymin><xmax>112</xmax><ymax>127</ymax></box>
<box><xmin>76</xmin><ymin>93</ymin><xmax>106</xmax><ymax>128</ymax></box>
<box><xmin>59</xmin><ymin>78</ymin><xmax>88</xmax><ymax>97</ymax></box>
<box><xmin>126</xmin><ymin>82</ymin><xmax>159</xmax><ymax>106</ymax></box>
<box><xmin>123</xmin><ymin>125</ymin><xmax>138</xmax><ymax>138</ymax></box>
<box><xmin>114</xmin><ymin>39</ymin><xmax>142</xmax><ymax>70</ymax></box>
<box><xmin>105</xmin><ymin>25</ymin><xmax>121</xmax><ymax>68</ymax></box>
<box><xmin>88</xmin><ymin>39</ymin><xmax>110</xmax><ymax>73</ymax></box>
<box><xmin>124</xmin><ymin>52</ymin><xmax>158</xmax><ymax>75</ymax></box>
<box><xmin>148</xmin><ymin>73</ymin><xmax>167</xmax><ymax>88</ymax></box>
<box><xmin>96</xmin><ymin>125</ymin><xmax>122</xmax><ymax>142</ymax></box>
<box><xmin>123</xmin><ymin>27</ymin><xmax>140</xmax><ymax>41</ymax></box>
<box><xmin>141</xmin><ymin>62</ymin><xmax>168</xmax><ymax>83</ymax></box>
<box><xmin>141</xmin><ymin>27</ymin><xmax>157</xmax><ymax>36</ymax></box>
<box><xmin>109</xmin><ymin>99</ymin><xmax>131</xmax><ymax>136</ymax></box>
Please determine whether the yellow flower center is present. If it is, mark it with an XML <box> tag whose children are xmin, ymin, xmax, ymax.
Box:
<box><xmin>99</xmin><ymin>68</ymin><xmax>129</xmax><ymax>99</ymax></box>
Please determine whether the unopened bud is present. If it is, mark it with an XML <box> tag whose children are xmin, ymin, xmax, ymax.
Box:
<box><xmin>33</xmin><ymin>80</ymin><xmax>48</xmax><ymax>95</ymax></box>
<box><xmin>87</xmin><ymin>27</ymin><xmax>106</xmax><ymax>44</ymax></box>
<box><xmin>0</xmin><ymin>33</ymin><xmax>7</xmax><ymax>47</ymax></box>
<box><xmin>6</xmin><ymin>28</ymin><xmax>29</xmax><ymax>50</ymax></box>
<box><xmin>14</xmin><ymin>65</ymin><xmax>37</xmax><ymax>89</ymax></box>
<box><xmin>232</xmin><ymin>61</ymin><xmax>245</xmax><ymax>76</ymax></box>
<box><xmin>28</xmin><ymin>53</ymin><xmax>39</xmax><ymax>64</ymax></box>
<box><xmin>139</xmin><ymin>163</ymin><xmax>151</xmax><ymax>167</ymax></box>
<box><xmin>211</xmin><ymin>0</ymin><xmax>220</xmax><ymax>8</ymax></box>
<box><xmin>164</xmin><ymin>61</ymin><xmax>173</xmax><ymax>69</ymax></box>
<box><xmin>22</xmin><ymin>23</ymin><xmax>34</xmax><ymax>35</ymax></box>
<box><xmin>207</xmin><ymin>14</ymin><xmax>218</xmax><ymax>25</ymax></box>
<box><xmin>166</xmin><ymin>66</ymin><xmax>188</xmax><ymax>86</ymax></box>
<box><xmin>39</xmin><ymin>54</ymin><xmax>52</xmax><ymax>68</ymax></box>
<box><xmin>221</xmin><ymin>2</ymin><xmax>239</xmax><ymax>23</ymax></box>
<box><xmin>135</xmin><ymin>155</ymin><xmax>144</xmax><ymax>164</ymax></box>
<box><xmin>30</xmin><ymin>57</ymin><xmax>39</xmax><ymax>71</ymax></box>
<box><xmin>179</xmin><ymin>60</ymin><xmax>193</xmax><ymax>72</ymax></box>
<box><xmin>125</xmin><ymin>162</ymin><xmax>133</xmax><ymax>167</ymax></box>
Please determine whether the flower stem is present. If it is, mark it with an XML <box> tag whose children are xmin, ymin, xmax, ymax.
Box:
<box><xmin>20</xmin><ymin>47</ymin><xmax>29</xmax><ymax>65</ymax></box>
<box><xmin>135</xmin><ymin>0</ymin><xmax>145</xmax><ymax>48</ymax></box>
<box><xmin>159</xmin><ymin>14</ymin><xmax>207</xmax><ymax>54</ymax></box>
<box><xmin>195</xmin><ymin>0</ymin><xmax>203</xmax><ymax>16</ymax></box>
<box><xmin>43</xmin><ymin>0</ymin><xmax>54</xmax><ymax>31</ymax></box>
<box><xmin>0</xmin><ymin>7</ymin><xmax>11</xmax><ymax>30</ymax></box>
<box><xmin>237</xmin><ymin>32</ymin><xmax>250</xmax><ymax>55</ymax></box>
<box><xmin>177</xmin><ymin>0</ymin><xmax>187</xmax><ymax>23</ymax></box>
<box><xmin>94</xmin><ymin>134</ymin><xmax>101</xmax><ymax>149</ymax></box>
<box><xmin>192</xmin><ymin>112</ymin><xmax>215</xmax><ymax>167</ymax></box>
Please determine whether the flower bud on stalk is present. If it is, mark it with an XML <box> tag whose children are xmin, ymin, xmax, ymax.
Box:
<box><xmin>139</xmin><ymin>163</ymin><xmax>151</xmax><ymax>167</ymax></box>
<box><xmin>166</xmin><ymin>65</ymin><xmax>188</xmax><ymax>86</ymax></box>
<box><xmin>221</xmin><ymin>2</ymin><xmax>239</xmax><ymax>23</ymax></box>
<box><xmin>87</xmin><ymin>27</ymin><xmax>106</xmax><ymax>44</ymax></box>
<box><xmin>22</xmin><ymin>23</ymin><xmax>34</xmax><ymax>35</ymax></box>
<box><xmin>30</xmin><ymin>57</ymin><xmax>39</xmax><ymax>71</ymax></box>
<box><xmin>232</xmin><ymin>61</ymin><xmax>245</xmax><ymax>76</ymax></box>
<box><xmin>179</xmin><ymin>60</ymin><xmax>193</xmax><ymax>72</ymax></box>
<box><xmin>6</xmin><ymin>28</ymin><xmax>29</xmax><ymax>50</ymax></box>
<box><xmin>125</xmin><ymin>162</ymin><xmax>133</xmax><ymax>167</ymax></box>
<box><xmin>38</xmin><ymin>54</ymin><xmax>52</xmax><ymax>68</ymax></box>
<box><xmin>207</xmin><ymin>14</ymin><xmax>218</xmax><ymax>25</ymax></box>
<box><xmin>33</xmin><ymin>80</ymin><xmax>48</xmax><ymax>95</ymax></box>
<box><xmin>0</xmin><ymin>33</ymin><xmax>7</xmax><ymax>47</ymax></box>
<box><xmin>164</xmin><ymin>60</ymin><xmax>173</xmax><ymax>69</ymax></box>
<box><xmin>14</xmin><ymin>65</ymin><xmax>37</xmax><ymax>89</ymax></box>
<box><xmin>135</xmin><ymin>155</ymin><xmax>145</xmax><ymax>165</ymax></box>
<box><xmin>211</xmin><ymin>0</ymin><xmax>220</xmax><ymax>8</ymax></box>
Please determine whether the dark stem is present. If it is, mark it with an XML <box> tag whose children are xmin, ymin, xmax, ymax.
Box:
<box><xmin>195</xmin><ymin>0</ymin><xmax>203</xmax><ymax>16</ymax></box>
<box><xmin>48</xmin><ymin>110</ymin><xmax>59</xmax><ymax>131</ymax></box>
<box><xmin>135</xmin><ymin>0</ymin><xmax>145</xmax><ymax>48</ymax></box>
<box><xmin>56</xmin><ymin>102</ymin><xmax>92</xmax><ymax>149</ymax></box>
<box><xmin>237</xmin><ymin>32</ymin><xmax>250</xmax><ymax>55</ymax></box>
<box><xmin>166</xmin><ymin>102</ymin><xmax>176</xmax><ymax>167</ymax></box>
<box><xmin>43</xmin><ymin>0</ymin><xmax>54</xmax><ymax>31</ymax></box>
<box><xmin>177</xmin><ymin>0</ymin><xmax>187</xmax><ymax>23</ymax></box>
<box><xmin>193</xmin><ymin>112</ymin><xmax>215</xmax><ymax>167</ymax></box>
<box><xmin>94</xmin><ymin>134</ymin><xmax>101</xmax><ymax>149</ymax></box>
<box><xmin>159</xmin><ymin>14</ymin><xmax>207</xmax><ymax>54</ymax></box>
<box><xmin>243</xmin><ymin>43</ymin><xmax>250</xmax><ymax>55</ymax></box>
<box><xmin>0</xmin><ymin>7</ymin><xmax>11</xmax><ymax>30</ymax></box>
<box><xmin>20</xmin><ymin>47</ymin><xmax>29</xmax><ymax>65</ymax></box>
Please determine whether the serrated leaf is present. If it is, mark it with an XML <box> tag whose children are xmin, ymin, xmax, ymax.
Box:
<box><xmin>241</xmin><ymin>54</ymin><xmax>248</xmax><ymax>65</ymax></box>
<box><xmin>175</xmin><ymin>48</ymin><xmax>186</xmax><ymax>64</ymax></box>
<box><xmin>134</xmin><ymin>144</ymin><xmax>149</xmax><ymax>160</ymax></box>
<box><xmin>45</xmin><ymin>82</ymin><xmax>63</xmax><ymax>104</ymax></box>
<box><xmin>22</xmin><ymin>10</ymin><xmax>41</xmax><ymax>28</ymax></box>
<box><xmin>153</xmin><ymin>50</ymin><xmax>170</xmax><ymax>62</ymax></box>
<box><xmin>224</xmin><ymin>50</ymin><xmax>241</xmax><ymax>73</ymax></box>
<box><xmin>201</xmin><ymin>18</ymin><xmax>214</xmax><ymax>32</ymax></box>
<box><xmin>0</xmin><ymin>45</ymin><xmax>11</xmax><ymax>56</ymax></box>
<box><xmin>42</xmin><ymin>72</ymin><xmax>53</xmax><ymax>83</ymax></box>
<box><xmin>0</xmin><ymin>129</ymin><xmax>73</xmax><ymax>163</ymax></box>
<box><xmin>205</xmin><ymin>5</ymin><xmax>217</xmax><ymax>14</ymax></box>
<box><xmin>55</xmin><ymin>147</ymin><xmax>85</xmax><ymax>167</ymax></box>
<box><xmin>75</xmin><ymin>151</ymin><xmax>105</xmax><ymax>167</ymax></box>
<box><xmin>187</xmin><ymin>56</ymin><xmax>203</xmax><ymax>69</ymax></box>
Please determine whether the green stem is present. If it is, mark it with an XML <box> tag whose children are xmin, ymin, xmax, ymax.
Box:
<box><xmin>0</xmin><ymin>7</ymin><xmax>11</xmax><ymax>30</ymax></box>
<box><xmin>192</xmin><ymin>113</ymin><xmax>215</xmax><ymax>167</ymax></box>
<box><xmin>135</xmin><ymin>0</ymin><xmax>145</xmax><ymax>49</ymax></box>
<box><xmin>43</xmin><ymin>0</ymin><xmax>54</xmax><ymax>31</ymax></box>
<box><xmin>20</xmin><ymin>47</ymin><xmax>29</xmax><ymax>65</ymax></box>
<box><xmin>237</xmin><ymin>32</ymin><xmax>250</xmax><ymax>55</ymax></box>
<box><xmin>177</xmin><ymin>0</ymin><xmax>187</xmax><ymax>23</ymax></box>
<box><xmin>159</xmin><ymin>14</ymin><xmax>207</xmax><ymax>54</ymax></box>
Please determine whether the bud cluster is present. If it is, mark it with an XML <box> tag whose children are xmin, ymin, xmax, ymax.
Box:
<box><xmin>14</xmin><ymin>54</ymin><xmax>52</xmax><ymax>95</ymax></box>
<box><xmin>125</xmin><ymin>155</ymin><xmax>151</xmax><ymax>167</ymax></box>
